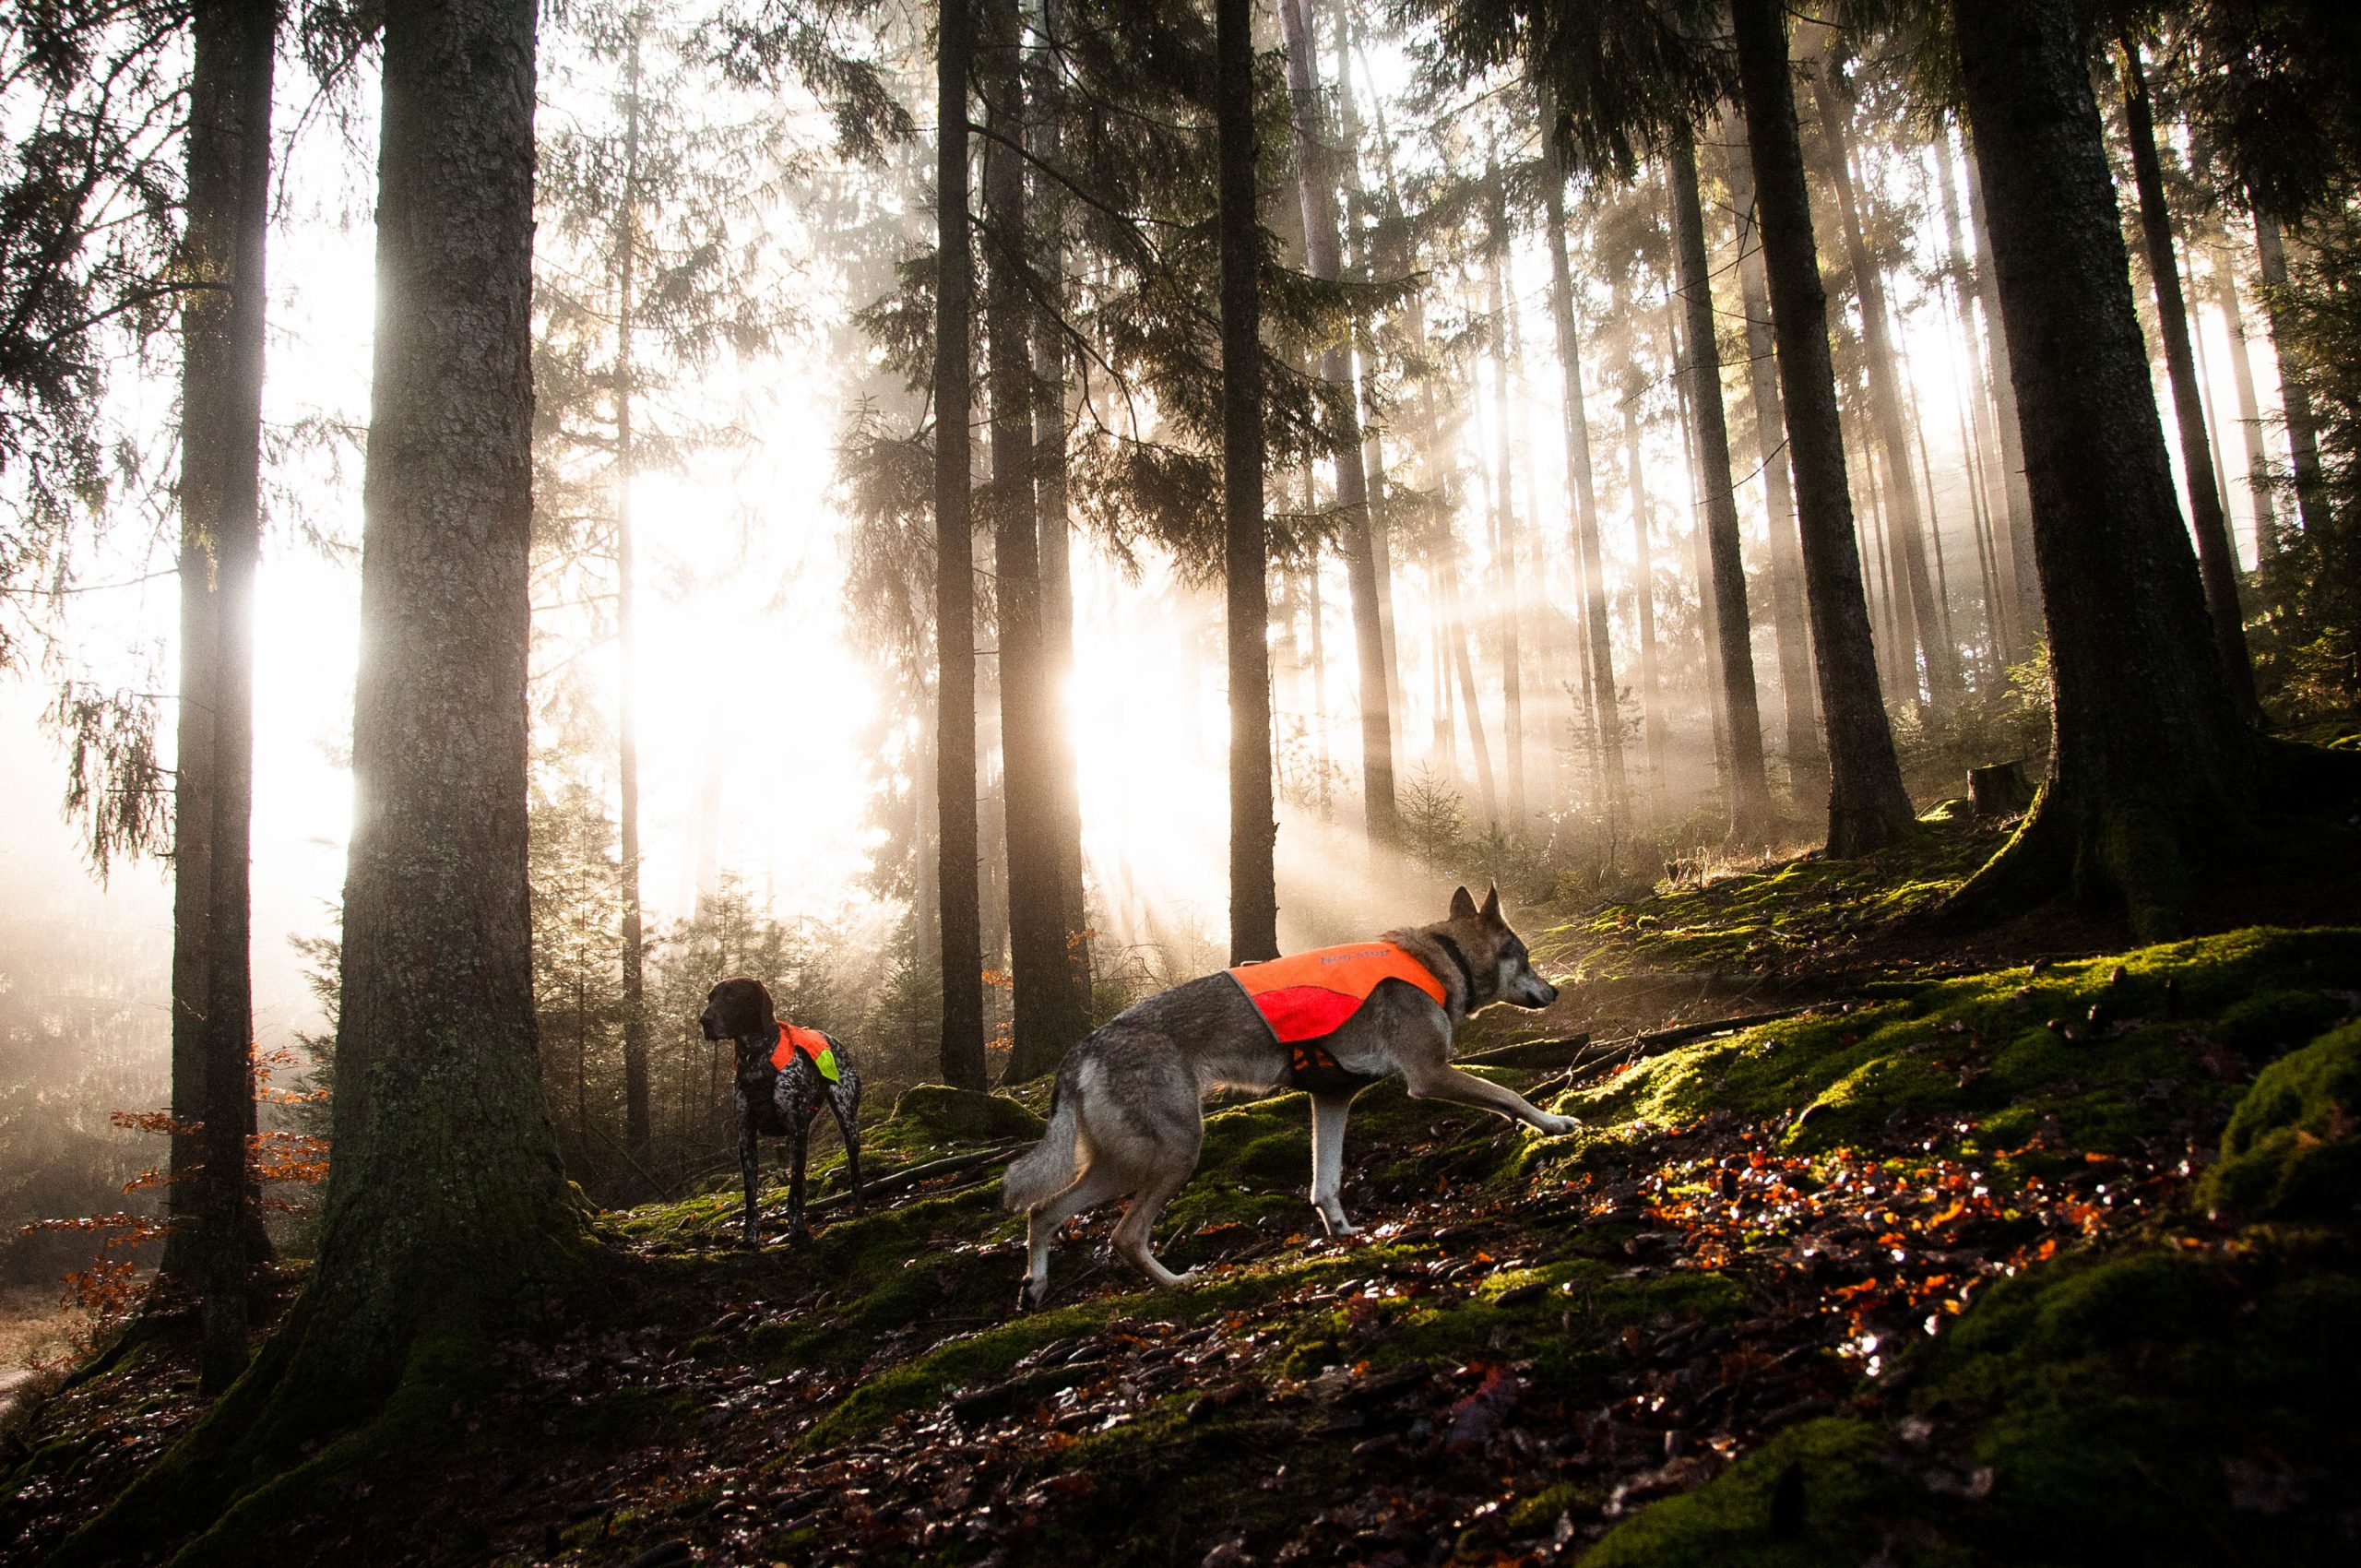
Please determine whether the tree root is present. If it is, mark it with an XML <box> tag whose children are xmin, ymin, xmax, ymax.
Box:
<box><xmin>50</xmin><ymin>1252</ymin><xmax>576</xmax><ymax>1567</ymax></box>
<box><xmin>1940</xmin><ymin>735</ymin><xmax>2361</xmax><ymax>943</ymax></box>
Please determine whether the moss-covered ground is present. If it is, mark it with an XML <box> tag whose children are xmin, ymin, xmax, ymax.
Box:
<box><xmin>5</xmin><ymin>821</ymin><xmax>2359</xmax><ymax>1565</ymax></box>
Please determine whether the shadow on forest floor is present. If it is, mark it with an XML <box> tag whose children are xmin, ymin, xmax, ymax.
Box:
<box><xmin>6</xmin><ymin>818</ymin><xmax>2361</xmax><ymax>1566</ymax></box>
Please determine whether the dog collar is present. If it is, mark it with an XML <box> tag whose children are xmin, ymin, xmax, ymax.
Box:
<box><xmin>1430</xmin><ymin>933</ymin><xmax>1480</xmax><ymax>1011</ymax></box>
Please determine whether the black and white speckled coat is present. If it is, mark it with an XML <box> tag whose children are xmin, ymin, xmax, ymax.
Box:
<box><xmin>699</xmin><ymin>977</ymin><xmax>864</xmax><ymax>1246</ymax></box>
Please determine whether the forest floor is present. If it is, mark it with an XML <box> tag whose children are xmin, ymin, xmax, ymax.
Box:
<box><xmin>6</xmin><ymin>807</ymin><xmax>2361</xmax><ymax>1566</ymax></box>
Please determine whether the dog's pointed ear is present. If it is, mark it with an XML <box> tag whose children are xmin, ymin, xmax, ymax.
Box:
<box><xmin>1449</xmin><ymin>885</ymin><xmax>1478</xmax><ymax>921</ymax></box>
<box><xmin>1480</xmin><ymin>884</ymin><xmax>1503</xmax><ymax>925</ymax></box>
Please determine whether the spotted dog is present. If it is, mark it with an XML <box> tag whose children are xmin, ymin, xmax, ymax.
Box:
<box><xmin>700</xmin><ymin>976</ymin><xmax>863</xmax><ymax>1246</ymax></box>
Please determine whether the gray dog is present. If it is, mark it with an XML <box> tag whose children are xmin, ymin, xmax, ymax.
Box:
<box><xmin>1003</xmin><ymin>885</ymin><xmax>1574</xmax><ymax>1308</ymax></box>
<box><xmin>700</xmin><ymin>977</ymin><xmax>863</xmax><ymax>1246</ymax></box>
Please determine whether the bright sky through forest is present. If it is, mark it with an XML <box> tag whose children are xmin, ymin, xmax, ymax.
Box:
<box><xmin>0</xmin><ymin>3</ymin><xmax>2305</xmax><ymax>1058</ymax></box>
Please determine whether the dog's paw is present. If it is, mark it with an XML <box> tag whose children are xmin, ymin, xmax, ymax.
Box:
<box><xmin>1016</xmin><ymin>1278</ymin><xmax>1046</xmax><ymax>1313</ymax></box>
<box><xmin>1535</xmin><ymin>1111</ymin><xmax>1580</xmax><ymax>1137</ymax></box>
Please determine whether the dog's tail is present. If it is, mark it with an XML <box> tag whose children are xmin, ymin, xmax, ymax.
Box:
<box><xmin>1002</xmin><ymin>1071</ymin><xmax>1082</xmax><ymax>1213</ymax></box>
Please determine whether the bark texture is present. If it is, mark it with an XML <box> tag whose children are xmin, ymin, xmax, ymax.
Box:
<box><xmin>1952</xmin><ymin>0</ymin><xmax>2265</xmax><ymax>937</ymax></box>
<box><xmin>1728</xmin><ymin>0</ymin><xmax>1916</xmax><ymax>855</ymax></box>
<box><xmin>1028</xmin><ymin>8</ymin><xmax>1090</xmax><ymax>1030</ymax></box>
<box><xmin>1217</xmin><ymin>0</ymin><xmax>1276</xmax><ymax>962</ymax></box>
<box><xmin>78</xmin><ymin>9</ymin><xmax>591</xmax><ymax>1548</ymax></box>
<box><xmin>168</xmin><ymin>0</ymin><xmax>279</xmax><ymax>1392</ymax></box>
<box><xmin>1667</xmin><ymin>123</ymin><xmax>1772</xmax><ymax>839</ymax></box>
<box><xmin>989</xmin><ymin>0</ymin><xmax>1088</xmax><ymax>1084</ymax></box>
<box><xmin>2118</xmin><ymin>42</ymin><xmax>2259</xmax><ymax>721</ymax></box>
<box><xmin>935</xmin><ymin>0</ymin><xmax>987</xmax><ymax>1088</ymax></box>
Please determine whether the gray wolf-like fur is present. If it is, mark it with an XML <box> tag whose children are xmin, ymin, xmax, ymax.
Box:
<box><xmin>1002</xmin><ymin>885</ymin><xmax>1572</xmax><ymax>1308</ymax></box>
<box><xmin>701</xmin><ymin>976</ymin><xmax>864</xmax><ymax>1247</ymax></box>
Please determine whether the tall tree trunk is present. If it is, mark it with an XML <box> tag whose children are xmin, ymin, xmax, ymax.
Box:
<box><xmin>1729</xmin><ymin>0</ymin><xmax>1916</xmax><ymax>854</ymax></box>
<box><xmin>614</xmin><ymin>17</ymin><xmax>651</xmax><ymax>1158</ymax></box>
<box><xmin>2251</xmin><ymin>214</ymin><xmax>2331</xmax><ymax>539</ymax></box>
<box><xmin>2118</xmin><ymin>41</ymin><xmax>2259</xmax><ymax>721</ymax></box>
<box><xmin>165</xmin><ymin>0</ymin><xmax>279</xmax><ymax>1391</ymax></box>
<box><xmin>1934</xmin><ymin>129</ymin><xmax>2020</xmax><ymax>663</ymax></box>
<box><xmin>1482</xmin><ymin>202</ymin><xmax>1527</xmax><ymax>827</ymax></box>
<box><xmin>88</xmin><ymin>6</ymin><xmax>592</xmax><ymax>1528</ymax></box>
<box><xmin>1217</xmin><ymin>0</ymin><xmax>1276</xmax><ymax>962</ymax></box>
<box><xmin>1951</xmin><ymin>0</ymin><xmax>2273</xmax><ymax>937</ymax></box>
<box><xmin>1537</xmin><ymin>118</ymin><xmax>1629</xmax><ymax>822</ymax></box>
<box><xmin>1963</xmin><ymin>145</ymin><xmax>2045</xmax><ymax>645</ymax></box>
<box><xmin>1720</xmin><ymin>112</ymin><xmax>1823</xmax><ymax>806</ymax></box>
<box><xmin>2211</xmin><ymin>243</ymin><xmax>2277</xmax><ymax>560</ymax></box>
<box><xmin>1668</xmin><ymin>123</ymin><xmax>1772</xmax><ymax>838</ymax></box>
<box><xmin>1028</xmin><ymin>1</ymin><xmax>1090</xmax><ymax>1021</ymax></box>
<box><xmin>1815</xmin><ymin>65</ymin><xmax>1958</xmax><ymax>709</ymax></box>
<box><xmin>985</xmin><ymin>0</ymin><xmax>1086</xmax><ymax>1084</ymax></box>
<box><xmin>1276</xmin><ymin>0</ymin><xmax>1394</xmax><ymax>849</ymax></box>
<box><xmin>935</xmin><ymin>0</ymin><xmax>987</xmax><ymax>1087</ymax></box>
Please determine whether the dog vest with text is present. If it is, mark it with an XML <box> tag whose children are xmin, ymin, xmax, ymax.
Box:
<box><xmin>1227</xmin><ymin>943</ymin><xmax>1448</xmax><ymax>1090</ymax></box>
<box><xmin>771</xmin><ymin>1022</ymin><xmax>841</xmax><ymax>1083</ymax></box>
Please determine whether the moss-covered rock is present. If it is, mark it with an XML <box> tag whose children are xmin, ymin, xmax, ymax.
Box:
<box><xmin>2203</xmin><ymin>1021</ymin><xmax>2361</xmax><ymax>1218</ymax></box>
<box><xmin>886</xmin><ymin>1084</ymin><xmax>1048</xmax><ymax>1147</ymax></box>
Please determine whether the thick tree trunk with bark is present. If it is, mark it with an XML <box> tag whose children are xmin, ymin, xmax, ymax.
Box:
<box><xmin>935</xmin><ymin>0</ymin><xmax>987</xmax><ymax>1089</ymax></box>
<box><xmin>1720</xmin><ymin>113</ymin><xmax>1823</xmax><ymax>805</ymax></box>
<box><xmin>1217</xmin><ymin>0</ymin><xmax>1276</xmax><ymax>962</ymax></box>
<box><xmin>1815</xmin><ymin>67</ymin><xmax>1957</xmax><ymax>710</ymax></box>
<box><xmin>1668</xmin><ymin>124</ymin><xmax>1772</xmax><ymax>839</ymax></box>
<box><xmin>1276</xmin><ymin>0</ymin><xmax>1394</xmax><ymax>849</ymax></box>
<box><xmin>984</xmin><ymin>0</ymin><xmax>1086</xmax><ymax>1084</ymax></box>
<box><xmin>2118</xmin><ymin>42</ymin><xmax>2259</xmax><ymax>722</ymax></box>
<box><xmin>2251</xmin><ymin>214</ymin><xmax>2331</xmax><ymax>539</ymax></box>
<box><xmin>1728</xmin><ymin>0</ymin><xmax>1916</xmax><ymax>855</ymax></box>
<box><xmin>1537</xmin><ymin>123</ymin><xmax>1629</xmax><ymax>823</ymax></box>
<box><xmin>163</xmin><ymin>0</ymin><xmax>279</xmax><ymax>1392</ymax></box>
<box><xmin>76</xmin><ymin>6</ymin><xmax>593</xmax><ymax>1549</ymax></box>
<box><xmin>1952</xmin><ymin>0</ymin><xmax>2308</xmax><ymax>937</ymax></box>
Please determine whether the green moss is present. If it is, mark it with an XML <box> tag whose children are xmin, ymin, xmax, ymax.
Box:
<box><xmin>2202</xmin><ymin>1021</ymin><xmax>2361</xmax><ymax>1218</ymax></box>
<box><xmin>883</xmin><ymin>1085</ymin><xmax>1047</xmax><ymax>1150</ymax></box>
<box><xmin>1553</xmin><ymin>928</ymin><xmax>2361</xmax><ymax>1179</ymax></box>
<box><xmin>1584</xmin><ymin>1419</ymin><xmax>1914</xmax><ymax>1568</ymax></box>
<box><xmin>1594</xmin><ymin>1236</ymin><xmax>2361</xmax><ymax>1568</ymax></box>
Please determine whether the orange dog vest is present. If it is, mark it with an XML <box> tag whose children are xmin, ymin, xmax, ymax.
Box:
<box><xmin>1227</xmin><ymin>942</ymin><xmax>1448</xmax><ymax>1045</ymax></box>
<box><xmin>771</xmin><ymin>1022</ymin><xmax>840</xmax><ymax>1082</ymax></box>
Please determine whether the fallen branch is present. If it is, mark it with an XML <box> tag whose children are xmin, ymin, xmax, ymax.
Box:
<box><xmin>800</xmin><ymin>1142</ymin><xmax>1029</xmax><ymax>1218</ymax></box>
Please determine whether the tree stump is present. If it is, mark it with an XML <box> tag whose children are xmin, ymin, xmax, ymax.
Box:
<box><xmin>1969</xmin><ymin>760</ymin><xmax>2035</xmax><ymax>817</ymax></box>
